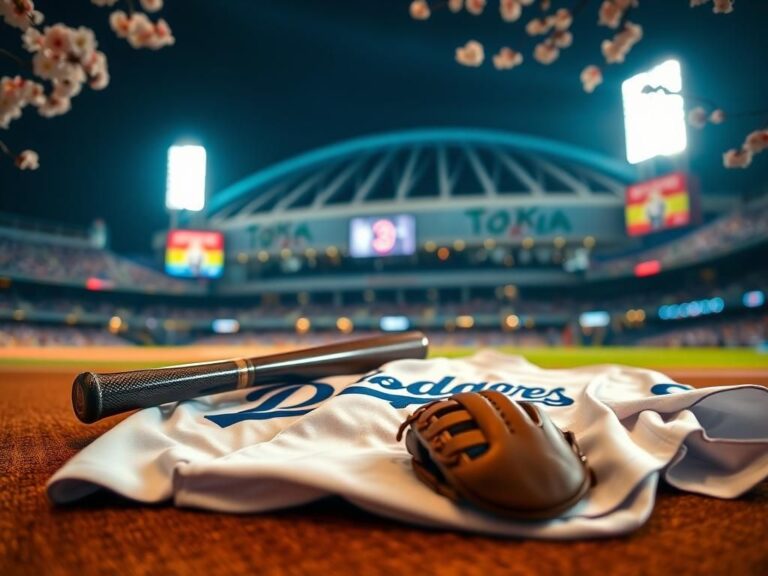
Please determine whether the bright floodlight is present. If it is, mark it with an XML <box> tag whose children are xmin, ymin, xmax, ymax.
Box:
<box><xmin>166</xmin><ymin>145</ymin><xmax>206</xmax><ymax>211</ymax></box>
<box><xmin>622</xmin><ymin>59</ymin><xmax>687</xmax><ymax>165</ymax></box>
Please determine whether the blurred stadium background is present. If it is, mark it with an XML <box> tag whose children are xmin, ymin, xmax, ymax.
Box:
<box><xmin>1</xmin><ymin>125</ymin><xmax>766</xmax><ymax>367</ymax></box>
<box><xmin>0</xmin><ymin>1</ymin><xmax>765</xmax><ymax>377</ymax></box>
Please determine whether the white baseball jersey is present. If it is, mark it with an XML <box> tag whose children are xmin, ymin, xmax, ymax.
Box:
<box><xmin>48</xmin><ymin>351</ymin><xmax>768</xmax><ymax>539</ymax></box>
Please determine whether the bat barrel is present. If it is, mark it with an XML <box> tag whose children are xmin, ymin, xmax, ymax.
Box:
<box><xmin>72</xmin><ymin>331</ymin><xmax>429</xmax><ymax>423</ymax></box>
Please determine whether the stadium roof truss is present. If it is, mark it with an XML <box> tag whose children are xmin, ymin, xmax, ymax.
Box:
<box><xmin>207</xmin><ymin>128</ymin><xmax>637</xmax><ymax>227</ymax></box>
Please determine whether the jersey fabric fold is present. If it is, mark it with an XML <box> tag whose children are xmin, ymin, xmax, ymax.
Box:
<box><xmin>48</xmin><ymin>351</ymin><xmax>768</xmax><ymax>539</ymax></box>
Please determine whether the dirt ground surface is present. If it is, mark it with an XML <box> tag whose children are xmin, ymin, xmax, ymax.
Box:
<box><xmin>1</xmin><ymin>364</ymin><xmax>767</xmax><ymax>576</ymax></box>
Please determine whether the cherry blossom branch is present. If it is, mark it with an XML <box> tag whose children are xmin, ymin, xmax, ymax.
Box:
<box><xmin>642</xmin><ymin>85</ymin><xmax>719</xmax><ymax>110</ymax></box>
<box><xmin>411</xmin><ymin>0</ymin><xmax>756</xmax><ymax>168</ymax></box>
<box><xmin>0</xmin><ymin>47</ymin><xmax>28</xmax><ymax>69</ymax></box>
<box><xmin>0</xmin><ymin>138</ymin><xmax>38</xmax><ymax>170</ymax></box>
<box><xmin>2</xmin><ymin>0</ymin><xmax>174</xmax><ymax>171</ymax></box>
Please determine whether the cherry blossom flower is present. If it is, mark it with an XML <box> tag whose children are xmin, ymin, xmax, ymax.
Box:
<box><xmin>687</xmin><ymin>106</ymin><xmax>708</xmax><ymax>129</ymax></box>
<box><xmin>709</xmin><ymin>109</ymin><xmax>725</xmax><ymax>124</ymax></box>
<box><xmin>493</xmin><ymin>47</ymin><xmax>523</xmax><ymax>70</ymax></box>
<box><xmin>409</xmin><ymin>0</ymin><xmax>430</xmax><ymax>21</ymax></box>
<box><xmin>44</xmin><ymin>24</ymin><xmax>76</xmax><ymax>56</ymax></box>
<box><xmin>83</xmin><ymin>51</ymin><xmax>110</xmax><ymax>90</ymax></box>
<box><xmin>601</xmin><ymin>39</ymin><xmax>622</xmax><ymax>63</ymax></box>
<box><xmin>0</xmin><ymin>0</ymin><xmax>43</xmax><ymax>30</ymax></box>
<box><xmin>109</xmin><ymin>10</ymin><xmax>131</xmax><ymax>38</ymax></box>
<box><xmin>499</xmin><ymin>0</ymin><xmax>535</xmax><ymax>23</ymax></box>
<box><xmin>0</xmin><ymin>75</ymin><xmax>44</xmax><ymax>128</ymax></box>
<box><xmin>525</xmin><ymin>17</ymin><xmax>551</xmax><ymax>36</ymax></box>
<box><xmin>22</xmin><ymin>27</ymin><xmax>43</xmax><ymax>52</ymax></box>
<box><xmin>723</xmin><ymin>148</ymin><xmax>752</xmax><ymax>168</ymax></box>
<box><xmin>140</xmin><ymin>0</ymin><xmax>164</xmax><ymax>13</ymax></box>
<box><xmin>125</xmin><ymin>12</ymin><xmax>155</xmax><ymax>47</ymax></box>
<box><xmin>713</xmin><ymin>0</ymin><xmax>734</xmax><ymax>14</ymax></box>
<box><xmin>71</xmin><ymin>27</ymin><xmax>97</xmax><ymax>59</ymax></box>
<box><xmin>38</xmin><ymin>94</ymin><xmax>71</xmax><ymax>117</ymax></box>
<box><xmin>598</xmin><ymin>1</ymin><xmax>623</xmax><ymax>28</ymax></box>
<box><xmin>466</xmin><ymin>0</ymin><xmax>486</xmax><ymax>16</ymax></box>
<box><xmin>108</xmin><ymin>10</ymin><xmax>174</xmax><ymax>49</ymax></box>
<box><xmin>455</xmin><ymin>40</ymin><xmax>484</xmax><ymax>67</ymax></box>
<box><xmin>51</xmin><ymin>78</ymin><xmax>83</xmax><ymax>99</ymax></box>
<box><xmin>147</xmin><ymin>19</ymin><xmax>174</xmax><ymax>49</ymax></box>
<box><xmin>448</xmin><ymin>0</ymin><xmax>463</xmax><ymax>13</ymax></box>
<box><xmin>690</xmin><ymin>0</ymin><xmax>734</xmax><ymax>12</ymax></box>
<box><xmin>534</xmin><ymin>42</ymin><xmax>559</xmax><ymax>65</ymax></box>
<box><xmin>551</xmin><ymin>8</ymin><xmax>573</xmax><ymax>31</ymax></box>
<box><xmin>580</xmin><ymin>65</ymin><xmax>603</xmax><ymax>93</ymax></box>
<box><xmin>500</xmin><ymin>0</ymin><xmax>522</xmax><ymax>22</ymax></box>
<box><xmin>601</xmin><ymin>21</ymin><xmax>642</xmax><ymax>63</ymax></box>
<box><xmin>32</xmin><ymin>49</ymin><xmax>86</xmax><ymax>83</ymax></box>
<box><xmin>130</xmin><ymin>14</ymin><xmax>175</xmax><ymax>49</ymax></box>
<box><xmin>553</xmin><ymin>30</ymin><xmax>573</xmax><ymax>48</ymax></box>
<box><xmin>744</xmin><ymin>129</ymin><xmax>768</xmax><ymax>154</ymax></box>
<box><xmin>15</xmin><ymin>149</ymin><xmax>39</xmax><ymax>170</ymax></box>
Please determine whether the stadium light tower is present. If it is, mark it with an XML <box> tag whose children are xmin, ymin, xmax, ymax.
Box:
<box><xmin>166</xmin><ymin>144</ymin><xmax>207</xmax><ymax>228</ymax></box>
<box><xmin>622</xmin><ymin>59</ymin><xmax>687</xmax><ymax>165</ymax></box>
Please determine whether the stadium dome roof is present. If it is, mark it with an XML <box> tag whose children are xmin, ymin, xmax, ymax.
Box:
<box><xmin>207</xmin><ymin>128</ymin><xmax>638</xmax><ymax>224</ymax></box>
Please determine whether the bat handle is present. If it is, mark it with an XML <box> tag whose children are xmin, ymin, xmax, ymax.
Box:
<box><xmin>72</xmin><ymin>332</ymin><xmax>430</xmax><ymax>423</ymax></box>
<box><xmin>72</xmin><ymin>360</ymin><xmax>247</xmax><ymax>423</ymax></box>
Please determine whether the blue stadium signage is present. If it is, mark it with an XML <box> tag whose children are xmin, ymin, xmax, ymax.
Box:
<box><xmin>465</xmin><ymin>208</ymin><xmax>572</xmax><ymax>237</ymax></box>
<box><xmin>226</xmin><ymin>206</ymin><xmax>625</xmax><ymax>253</ymax></box>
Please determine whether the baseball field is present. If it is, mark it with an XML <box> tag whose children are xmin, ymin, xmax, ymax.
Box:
<box><xmin>2</xmin><ymin>344</ymin><xmax>767</xmax><ymax>366</ymax></box>
<box><xmin>1</xmin><ymin>344</ymin><xmax>766</xmax><ymax>576</ymax></box>
<box><xmin>2</xmin><ymin>345</ymin><xmax>766</xmax><ymax>384</ymax></box>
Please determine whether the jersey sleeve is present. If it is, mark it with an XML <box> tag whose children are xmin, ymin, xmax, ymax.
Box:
<box><xmin>662</xmin><ymin>385</ymin><xmax>768</xmax><ymax>498</ymax></box>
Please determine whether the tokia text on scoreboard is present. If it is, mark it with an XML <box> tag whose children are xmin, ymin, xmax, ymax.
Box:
<box><xmin>165</xmin><ymin>230</ymin><xmax>224</xmax><ymax>278</ymax></box>
<box><xmin>625</xmin><ymin>172</ymin><xmax>694</xmax><ymax>237</ymax></box>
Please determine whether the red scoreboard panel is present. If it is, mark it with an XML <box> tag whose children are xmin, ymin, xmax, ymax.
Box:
<box><xmin>625</xmin><ymin>172</ymin><xmax>693</xmax><ymax>237</ymax></box>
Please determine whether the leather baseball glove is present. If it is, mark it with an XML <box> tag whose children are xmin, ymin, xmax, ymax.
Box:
<box><xmin>396</xmin><ymin>390</ymin><xmax>595</xmax><ymax>520</ymax></box>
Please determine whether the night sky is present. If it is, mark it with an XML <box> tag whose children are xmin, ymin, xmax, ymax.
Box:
<box><xmin>1</xmin><ymin>0</ymin><xmax>767</xmax><ymax>252</ymax></box>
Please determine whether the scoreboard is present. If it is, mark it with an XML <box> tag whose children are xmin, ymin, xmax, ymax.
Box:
<box><xmin>165</xmin><ymin>230</ymin><xmax>224</xmax><ymax>278</ymax></box>
<box><xmin>349</xmin><ymin>215</ymin><xmax>416</xmax><ymax>258</ymax></box>
<box><xmin>625</xmin><ymin>172</ymin><xmax>694</xmax><ymax>237</ymax></box>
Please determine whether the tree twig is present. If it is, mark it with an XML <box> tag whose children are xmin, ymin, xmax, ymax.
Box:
<box><xmin>0</xmin><ymin>48</ymin><xmax>29</xmax><ymax>70</ymax></box>
<box><xmin>0</xmin><ymin>139</ymin><xmax>13</xmax><ymax>158</ymax></box>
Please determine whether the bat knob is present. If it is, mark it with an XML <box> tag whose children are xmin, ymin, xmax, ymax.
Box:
<box><xmin>72</xmin><ymin>372</ymin><xmax>102</xmax><ymax>424</ymax></box>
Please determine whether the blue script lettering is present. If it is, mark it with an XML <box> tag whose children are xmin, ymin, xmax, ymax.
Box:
<box><xmin>651</xmin><ymin>383</ymin><xmax>694</xmax><ymax>396</ymax></box>
<box><xmin>205</xmin><ymin>381</ymin><xmax>335</xmax><ymax>428</ymax></box>
<box><xmin>206</xmin><ymin>373</ymin><xmax>575</xmax><ymax>428</ymax></box>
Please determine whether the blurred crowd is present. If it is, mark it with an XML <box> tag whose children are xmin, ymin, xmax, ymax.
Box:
<box><xmin>0</xmin><ymin>234</ymin><xmax>192</xmax><ymax>291</ymax></box>
<box><xmin>594</xmin><ymin>198</ymin><xmax>768</xmax><ymax>276</ymax></box>
<box><xmin>1</xmin><ymin>316</ymin><xmax>765</xmax><ymax>349</ymax></box>
<box><xmin>0</xmin><ymin>237</ymin><xmax>114</xmax><ymax>282</ymax></box>
<box><xmin>638</xmin><ymin>315</ymin><xmax>768</xmax><ymax>348</ymax></box>
<box><xmin>0</xmin><ymin>324</ymin><xmax>130</xmax><ymax>347</ymax></box>
<box><xmin>191</xmin><ymin>329</ymin><xmax>557</xmax><ymax>348</ymax></box>
<box><xmin>2</xmin><ymin>271</ymin><xmax>765</xmax><ymax>324</ymax></box>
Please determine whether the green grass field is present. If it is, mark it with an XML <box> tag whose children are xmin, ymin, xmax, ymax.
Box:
<box><xmin>0</xmin><ymin>346</ymin><xmax>766</xmax><ymax>370</ymax></box>
<box><xmin>435</xmin><ymin>347</ymin><xmax>768</xmax><ymax>368</ymax></box>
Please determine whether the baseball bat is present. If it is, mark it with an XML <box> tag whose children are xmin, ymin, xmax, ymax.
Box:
<box><xmin>72</xmin><ymin>331</ymin><xmax>429</xmax><ymax>423</ymax></box>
